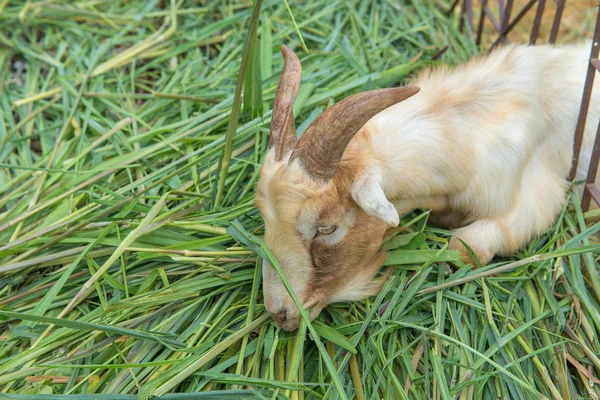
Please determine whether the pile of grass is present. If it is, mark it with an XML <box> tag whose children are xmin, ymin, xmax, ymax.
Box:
<box><xmin>1</xmin><ymin>0</ymin><xmax>599</xmax><ymax>399</ymax></box>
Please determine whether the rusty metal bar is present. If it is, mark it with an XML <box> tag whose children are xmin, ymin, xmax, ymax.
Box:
<box><xmin>549</xmin><ymin>0</ymin><xmax>566</xmax><ymax>43</ymax></box>
<box><xmin>586</xmin><ymin>184</ymin><xmax>600</xmax><ymax>208</ymax></box>
<box><xmin>462</xmin><ymin>0</ymin><xmax>567</xmax><ymax>46</ymax></box>
<box><xmin>529</xmin><ymin>0</ymin><xmax>546</xmax><ymax>44</ymax></box>
<box><xmin>466</xmin><ymin>0</ymin><xmax>474</xmax><ymax>32</ymax></box>
<box><xmin>460</xmin><ymin>0</ymin><xmax>474</xmax><ymax>34</ymax></box>
<box><xmin>501</xmin><ymin>0</ymin><xmax>538</xmax><ymax>35</ymax></box>
<box><xmin>448</xmin><ymin>0</ymin><xmax>462</xmax><ymax>14</ymax></box>
<box><xmin>480</xmin><ymin>2</ymin><xmax>502</xmax><ymax>32</ymax></box>
<box><xmin>500</xmin><ymin>0</ymin><xmax>514</xmax><ymax>44</ymax></box>
<box><xmin>476</xmin><ymin>0</ymin><xmax>487</xmax><ymax>45</ymax></box>
<box><xmin>583</xmin><ymin>119</ymin><xmax>600</xmax><ymax>209</ymax></box>
<box><xmin>570</xmin><ymin>7</ymin><xmax>600</xmax><ymax>183</ymax></box>
<box><xmin>490</xmin><ymin>0</ymin><xmax>538</xmax><ymax>47</ymax></box>
<box><xmin>498</xmin><ymin>0</ymin><xmax>505</xmax><ymax>35</ymax></box>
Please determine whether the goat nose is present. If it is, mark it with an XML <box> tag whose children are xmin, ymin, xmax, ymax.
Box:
<box><xmin>272</xmin><ymin>310</ymin><xmax>287</xmax><ymax>326</ymax></box>
<box><xmin>270</xmin><ymin>307</ymin><xmax>301</xmax><ymax>331</ymax></box>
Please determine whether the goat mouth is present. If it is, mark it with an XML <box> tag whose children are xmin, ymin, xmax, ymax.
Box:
<box><xmin>268</xmin><ymin>298</ymin><xmax>326</xmax><ymax>331</ymax></box>
<box><xmin>305</xmin><ymin>298</ymin><xmax>327</xmax><ymax>321</ymax></box>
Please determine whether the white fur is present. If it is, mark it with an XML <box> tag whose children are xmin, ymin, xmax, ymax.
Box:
<box><xmin>359</xmin><ymin>41</ymin><xmax>600</xmax><ymax>262</ymax></box>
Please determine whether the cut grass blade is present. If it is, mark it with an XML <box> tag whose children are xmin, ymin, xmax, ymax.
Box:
<box><xmin>214</xmin><ymin>0</ymin><xmax>263</xmax><ymax>207</ymax></box>
<box><xmin>0</xmin><ymin>1</ymin><xmax>598</xmax><ymax>399</ymax></box>
<box><xmin>228</xmin><ymin>220</ymin><xmax>348</xmax><ymax>400</ymax></box>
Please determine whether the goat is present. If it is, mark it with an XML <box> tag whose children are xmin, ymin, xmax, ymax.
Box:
<box><xmin>254</xmin><ymin>42</ymin><xmax>600</xmax><ymax>331</ymax></box>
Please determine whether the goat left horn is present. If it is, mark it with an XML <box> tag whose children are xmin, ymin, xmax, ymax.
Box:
<box><xmin>290</xmin><ymin>85</ymin><xmax>420</xmax><ymax>181</ymax></box>
<box><xmin>270</xmin><ymin>45</ymin><xmax>302</xmax><ymax>161</ymax></box>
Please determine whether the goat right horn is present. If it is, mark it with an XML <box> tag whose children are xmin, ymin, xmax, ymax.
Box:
<box><xmin>270</xmin><ymin>45</ymin><xmax>302</xmax><ymax>161</ymax></box>
<box><xmin>291</xmin><ymin>86</ymin><xmax>420</xmax><ymax>181</ymax></box>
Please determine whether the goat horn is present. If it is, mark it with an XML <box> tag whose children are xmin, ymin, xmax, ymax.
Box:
<box><xmin>291</xmin><ymin>86</ymin><xmax>420</xmax><ymax>180</ymax></box>
<box><xmin>270</xmin><ymin>45</ymin><xmax>302</xmax><ymax>161</ymax></box>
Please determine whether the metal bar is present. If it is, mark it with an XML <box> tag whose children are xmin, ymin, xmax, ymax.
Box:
<box><xmin>459</xmin><ymin>0</ymin><xmax>466</xmax><ymax>32</ymax></box>
<box><xmin>500</xmin><ymin>0</ymin><xmax>514</xmax><ymax>44</ymax></box>
<box><xmin>549</xmin><ymin>0</ymin><xmax>566</xmax><ymax>43</ymax></box>
<box><xmin>465</xmin><ymin>0</ymin><xmax>474</xmax><ymax>33</ymax></box>
<box><xmin>476</xmin><ymin>0</ymin><xmax>488</xmax><ymax>45</ymax></box>
<box><xmin>530</xmin><ymin>0</ymin><xmax>547</xmax><ymax>45</ymax></box>
<box><xmin>570</xmin><ymin>6</ymin><xmax>600</xmax><ymax>182</ymax></box>
<box><xmin>490</xmin><ymin>0</ymin><xmax>538</xmax><ymax>47</ymax></box>
<box><xmin>585</xmin><ymin>184</ymin><xmax>600</xmax><ymax>208</ymax></box>
<box><xmin>503</xmin><ymin>0</ymin><xmax>538</xmax><ymax>34</ymax></box>
<box><xmin>448</xmin><ymin>0</ymin><xmax>461</xmax><ymax>14</ymax></box>
<box><xmin>432</xmin><ymin>46</ymin><xmax>449</xmax><ymax>60</ymax></box>
<box><xmin>460</xmin><ymin>0</ymin><xmax>474</xmax><ymax>34</ymax></box>
<box><xmin>481</xmin><ymin>2</ymin><xmax>501</xmax><ymax>32</ymax></box>
<box><xmin>583</xmin><ymin>119</ymin><xmax>600</xmax><ymax>209</ymax></box>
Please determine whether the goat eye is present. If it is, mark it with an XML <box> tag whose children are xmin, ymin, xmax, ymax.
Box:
<box><xmin>317</xmin><ymin>225</ymin><xmax>337</xmax><ymax>235</ymax></box>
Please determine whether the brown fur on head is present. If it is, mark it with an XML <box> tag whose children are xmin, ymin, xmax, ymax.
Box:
<box><xmin>255</xmin><ymin>46</ymin><xmax>419</xmax><ymax>331</ymax></box>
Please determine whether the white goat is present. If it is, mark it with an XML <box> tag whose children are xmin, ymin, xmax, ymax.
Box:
<box><xmin>255</xmin><ymin>42</ymin><xmax>600</xmax><ymax>331</ymax></box>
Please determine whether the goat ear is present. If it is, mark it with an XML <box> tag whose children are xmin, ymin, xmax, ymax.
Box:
<box><xmin>270</xmin><ymin>45</ymin><xmax>302</xmax><ymax>161</ymax></box>
<box><xmin>351</xmin><ymin>173</ymin><xmax>399</xmax><ymax>227</ymax></box>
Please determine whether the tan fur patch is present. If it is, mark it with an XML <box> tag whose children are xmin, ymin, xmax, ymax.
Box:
<box><xmin>256</xmin><ymin>142</ymin><xmax>389</xmax><ymax>317</ymax></box>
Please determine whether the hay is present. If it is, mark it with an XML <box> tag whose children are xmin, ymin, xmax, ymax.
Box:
<box><xmin>1</xmin><ymin>0</ymin><xmax>599</xmax><ymax>399</ymax></box>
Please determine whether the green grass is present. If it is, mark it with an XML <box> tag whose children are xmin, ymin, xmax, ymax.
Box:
<box><xmin>1</xmin><ymin>0</ymin><xmax>599</xmax><ymax>399</ymax></box>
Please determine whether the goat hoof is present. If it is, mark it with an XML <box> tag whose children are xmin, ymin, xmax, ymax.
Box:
<box><xmin>449</xmin><ymin>235</ymin><xmax>494</xmax><ymax>267</ymax></box>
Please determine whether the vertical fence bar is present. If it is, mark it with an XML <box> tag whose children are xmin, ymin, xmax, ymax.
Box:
<box><xmin>459</xmin><ymin>2</ymin><xmax>465</xmax><ymax>31</ymax></box>
<box><xmin>583</xmin><ymin>119</ymin><xmax>600</xmax><ymax>209</ymax></box>
<box><xmin>549</xmin><ymin>0</ymin><xmax>566</xmax><ymax>43</ymax></box>
<box><xmin>466</xmin><ymin>0</ymin><xmax>567</xmax><ymax>46</ymax></box>
<box><xmin>490</xmin><ymin>0</ymin><xmax>539</xmax><ymax>47</ymax></box>
<box><xmin>476</xmin><ymin>0</ymin><xmax>487</xmax><ymax>45</ymax></box>
<box><xmin>500</xmin><ymin>0</ymin><xmax>514</xmax><ymax>44</ymax></box>
<box><xmin>466</xmin><ymin>0</ymin><xmax>474</xmax><ymax>33</ymax></box>
<box><xmin>570</xmin><ymin>6</ymin><xmax>600</xmax><ymax>182</ymax></box>
<box><xmin>530</xmin><ymin>0</ymin><xmax>546</xmax><ymax>44</ymax></box>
